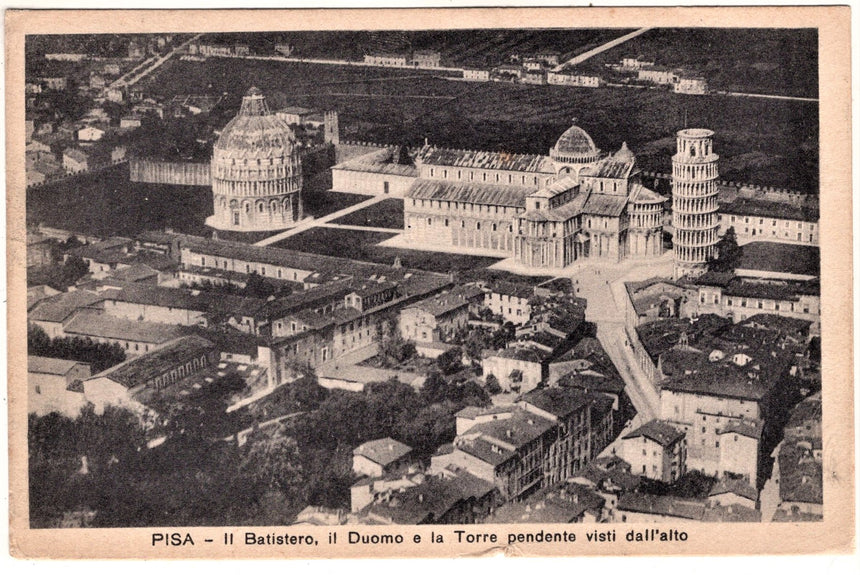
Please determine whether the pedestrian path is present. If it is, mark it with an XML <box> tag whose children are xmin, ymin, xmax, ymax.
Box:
<box><xmin>255</xmin><ymin>194</ymin><xmax>388</xmax><ymax>246</ymax></box>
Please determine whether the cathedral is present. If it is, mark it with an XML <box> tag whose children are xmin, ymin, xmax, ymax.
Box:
<box><xmin>400</xmin><ymin>124</ymin><xmax>667</xmax><ymax>268</ymax></box>
<box><xmin>206</xmin><ymin>87</ymin><xmax>303</xmax><ymax>232</ymax></box>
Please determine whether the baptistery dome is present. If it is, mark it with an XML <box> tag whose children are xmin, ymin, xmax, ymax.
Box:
<box><xmin>207</xmin><ymin>87</ymin><xmax>303</xmax><ymax>232</ymax></box>
<box><xmin>550</xmin><ymin>123</ymin><xmax>601</xmax><ymax>176</ymax></box>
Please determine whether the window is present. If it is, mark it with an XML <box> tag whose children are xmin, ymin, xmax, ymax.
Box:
<box><xmin>444</xmin><ymin>218</ymin><xmax>449</xmax><ymax>227</ymax></box>
<box><xmin>201</xmin><ymin>257</ymin><xmax>206</xmax><ymax>266</ymax></box>
<box><xmin>701</xmin><ymin>426</ymin><xmax>706</xmax><ymax>433</ymax></box>
<box><xmin>476</xmin><ymin>222</ymin><xmax>481</xmax><ymax>230</ymax></box>
<box><xmin>427</xmin><ymin>218</ymin><xmax>432</xmax><ymax>226</ymax></box>
<box><xmin>34</xmin><ymin>385</ymin><xmax>41</xmax><ymax>395</ymax></box>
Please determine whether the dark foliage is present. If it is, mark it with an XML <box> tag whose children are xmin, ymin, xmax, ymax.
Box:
<box><xmin>28</xmin><ymin>324</ymin><xmax>126</xmax><ymax>373</ymax></box>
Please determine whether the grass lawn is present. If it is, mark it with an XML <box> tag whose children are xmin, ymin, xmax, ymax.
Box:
<box><xmin>26</xmin><ymin>164</ymin><xmax>213</xmax><ymax>238</ymax></box>
<box><xmin>303</xmin><ymin>189</ymin><xmax>369</xmax><ymax>219</ymax></box>
<box><xmin>739</xmin><ymin>241</ymin><xmax>820</xmax><ymax>276</ymax></box>
<box><xmin>331</xmin><ymin>198</ymin><xmax>404</xmax><ymax>228</ymax></box>
<box><xmin>273</xmin><ymin>227</ymin><xmax>503</xmax><ymax>274</ymax></box>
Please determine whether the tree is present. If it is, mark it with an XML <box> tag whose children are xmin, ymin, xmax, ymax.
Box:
<box><xmin>485</xmin><ymin>373</ymin><xmax>502</xmax><ymax>395</ymax></box>
<box><xmin>436</xmin><ymin>346</ymin><xmax>463</xmax><ymax>375</ymax></box>
<box><xmin>240</xmin><ymin>429</ymin><xmax>304</xmax><ymax>496</ymax></box>
<box><xmin>708</xmin><ymin>227</ymin><xmax>742</xmax><ymax>272</ymax></box>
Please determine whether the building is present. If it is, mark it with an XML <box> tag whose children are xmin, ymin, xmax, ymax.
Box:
<box><xmin>719</xmin><ymin>198</ymin><xmax>818</xmax><ymax>245</ymax></box>
<box><xmin>399</xmin><ymin>125</ymin><xmax>666</xmax><ymax>269</ymax></box>
<box><xmin>463</xmin><ymin>68</ymin><xmax>490</xmax><ymax>82</ymax></box>
<box><xmin>364</xmin><ymin>53</ymin><xmax>408</xmax><ymax>67</ymax></box>
<box><xmin>675</xmin><ymin>75</ymin><xmax>708</xmax><ymax>95</ymax></box>
<box><xmin>352</xmin><ymin>470</ymin><xmax>497</xmax><ymax>525</ymax></box>
<box><xmin>436</xmin><ymin>388</ymin><xmax>614</xmax><ymax>503</ymax></box>
<box><xmin>120</xmin><ymin>115</ymin><xmax>142</xmax><ymax>129</ymax></box>
<box><xmin>547</xmin><ymin>72</ymin><xmax>602</xmax><ymax>88</ymax></box>
<box><xmin>637</xmin><ymin>66</ymin><xmax>677</xmax><ymax>85</ymax></box>
<box><xmin>82</xmin><ymin>335</ymin><xmax>219</xmax><ymax>414</ymax></box>
<box><xmin>399</xmin><ymin>291</ymin><xmax>471</xmax><ymax>344</ymax></box>
<box><xmin>276</xmin><ymin>106</ymin><xmax>314</xmax><ymax>126</ymax></box>
<box><xmin>624</xmin><ymin>278</ymin><xmax>696</xmax><ymax>328</ymax></box>
<box><xmin>482</xmin><ymin>346</ymin><xmax>548</xmax><ymax>393</ymax></box>
<box><xmin>692</xmin><ymin>273</ymin><xmax>820</xmax><ymax>335</ymax></box>
<box><xmin>658</xmin><ymin>349</ymin><xmax>775</xmax><ymax>486</ymax></box>
<box><xmin>28</xmin><ymin>355</ymin><xmax>90</xmax><ymax>417</ymax></box>
<box><xmin>708</xmin><ymin>477</ymin><xmax>759</xmax><ymax>509</ymax></box>
<box><xmin>672</xmin><ymin>129</ymin><xmax>720</xmax><ymax>279</ymax></box>
<box><xmin>485</xmin><ymin>282</ymin><xmax>533</xmax><ymax>324</ymax></box>
<box><xmin>27</xmin><ymin>231</ymin><xmax>53</xmax><ymax>268</ymax></box>
<box><xmin>353</xmin><ymin>437</ymin><xmax>414</xmax><ymax>478</ymax></box>
<box><xmin>619</xmin><ymin>419</ymin><xmax>687</xmax><ymax>483</ymax></box>
<box><xmin>411</xmin><ymin>50</ymin><xmax>441</xmax><ymax>68</ymax></box>
<box><xmin>491</xmin><ymin>481</ymin><xmax>605</xmax><ymax>524</ymax></box>
<box><xmin>61</xmin><ymin>308</ymin><xmax>183</xmax><ymax>357</ymax></box>
<box><xmin>207</xmin><ymin>87</ymin><xmax>303</xmax><ymax>232</ymax></box>
<box><xmin>616</xmin><ymin>493</ymin><xmax>705</xmax><ymax>523</ymax></box>
<box><xmin>62</xmin><ymin>147</ymin><xmax>89</xmax><ymax>173</ymax></box>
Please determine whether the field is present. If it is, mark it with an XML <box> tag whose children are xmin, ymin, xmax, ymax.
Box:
<box><xmin>303</xmin><ymin>190</ymin><xmax>369</xmax><ymax>219</ymax></box>
<box><xmin>272</xmin><ymin>227</ymin><xmax>503</xmax><ymax>274</ymax></box>
<box><xmin>26</xmin><ymin>164</ymin><xmax>213</xmax><ymax>238</ymax></box>
<box><xmin>331</xmin><ymin>198</ymin><xmax>404</xmax><ymax>228</ymax></box>
<box><xmin>145</xmin><ymin>57</ymin><xmax>818</xmax><ymax>192</ymax></box>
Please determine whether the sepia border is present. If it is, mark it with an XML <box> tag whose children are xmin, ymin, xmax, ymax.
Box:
<box><xmin>5</xmin><ymin>6</ymin><xmax>854</xmax><ymax>559</ymax></box>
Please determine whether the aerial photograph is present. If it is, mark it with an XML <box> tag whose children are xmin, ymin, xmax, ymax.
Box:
<box><xmin>23</xmin><ymin>27</ymin><xmax>822</xmax><ymax>528</ymax></box>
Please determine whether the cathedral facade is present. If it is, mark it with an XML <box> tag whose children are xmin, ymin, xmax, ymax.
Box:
<box><xmin>401</xmin><ymin>124</ymin><xmax>667</xmax><ymax>269</ymax></box>
<box><xmin>206</xmin><ymin>87</ymin><xmax>303</xmax><ymax>232</ymax></box>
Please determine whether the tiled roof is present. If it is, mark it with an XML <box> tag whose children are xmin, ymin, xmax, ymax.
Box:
<box><xmin>407</xmin><ymin>179</ymin><xmax>533</xmax><ymax>208</ymax></box>
<box><xmin>582</xmin><ymin>193</ymin><xmax>628</xmax><ymax>217</ymax></box>
<box><xmin>720</xmin><ymin>198</ymin><xmax>818</xmax><ymax>222</ymax></box>
<box><xmin>90</xmin><ymin>335</ymin><xmax>216</xmax><ymax>389</ymax></box>
<box><xmin>415</xmin><ymin>145</ymin><xmax>555</xmax><ymax>174</ymax></box>
<box><xmin>719</xmin><ymin>419</ymin><xmax>764</xmax><ymax>440</ymax></box>
<box><xmin>28</xmin><ymin>355</ymin><xmax>88</xmax><ymax>375</ymax></box>
<box><xmin>709</xmin><ymin>478</ymin><xmax>759</xmax><ymax>502</ymax></box>
<box><xmin>520</xmin><ymin>387</ymin><xmax>610</xmax><ymax>420</ymax></box>
<box><xmin>623</xmin><ymin>419</ymin><xmax>685</xmax><ymax>446</ymax></box>
<box><xmin>628</xmin><ymin>183</ymin><xmax>668</xmax><ymax>204</ymax></box>
<box><xmin>64</xmin><ymin>308</ymin><xmax>182</xmax><ymax>344</ymax></box>
<box><xmin>488</xmin><ymin>281</ymin><xmax>533</xmax><ymax>299</ymax></box>
<box><xmin>492</xmin><ymin>482</ymin><xmax>604</xmax><ymax>524</ymax></box>
<box><xmin>617</xmin><ymin>493</ymin><xmax>705</xmax><ymax>520</ymax></box>
<box><xmin>353</xmin><ymin>437</ymin><xmax>412</xmax><ymax>467</ymax></box>
<box><xmin>581</xmin><ymin>156</ymin><xmax>634</xmax><ymax>180</ymax></box>
<box><xmin>29</xmin><ymin>289</ymin><xmax>105</xmax><ymax>323</ymax></box>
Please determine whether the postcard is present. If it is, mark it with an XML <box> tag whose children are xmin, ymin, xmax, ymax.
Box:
<box><xmin>6</xmin><ymin>6</ymin><xmax>853</xmax><ymax>559</ymax></box>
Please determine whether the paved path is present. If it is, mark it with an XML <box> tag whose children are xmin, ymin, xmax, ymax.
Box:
<box><xmin>318</xmin><ymin>222</ymin><xmax>402</xmax><ymax>234</ymax></box>
<box><xmin>553</xmin><ymin>28</ymin><xmax>652</xmax><ymax>71</ymax></box>
<box><xmin>254</xmin><ymin>194</ymin><xmax>388</xmax><ymax>246</ymax></box>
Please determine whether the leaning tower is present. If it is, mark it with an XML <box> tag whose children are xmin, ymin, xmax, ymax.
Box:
<box><xmin>671</xmin><ymin>128</ymin><xmax>720</xmax><ymax>279</ymax></box>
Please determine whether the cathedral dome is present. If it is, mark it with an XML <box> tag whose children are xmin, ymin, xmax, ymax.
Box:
<box><xmin>214</xmin><ymin>87</ymin><xmax>297</xmax><ymax>159</ymax></box>
<box><xmin>553</xmin><ymin>124</ymin><xmax>598</xmax><ymax>157</ymax></box>
<box><xmin>550</xmin><ymin>123</ymin><xmax>601</xmax><ymax>167</ymax></box>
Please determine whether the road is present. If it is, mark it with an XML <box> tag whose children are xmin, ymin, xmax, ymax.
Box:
<box><xmin>108</xmin><ymin>33</ymin><xmax>203</xmax><ymax>91</ymax></box>
<box><xmin>553</xmin><ymin>28</ymin><xmax>652</xmax><ymax>71</ymax></box>
<box><xmin>254</xmin><ymin>194</ymin><xmax>388</xmax><ymax>246</ymax></box>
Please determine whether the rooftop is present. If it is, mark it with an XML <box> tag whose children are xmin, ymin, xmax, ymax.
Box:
<box><xmin>415</xmin><ymin>144</ymin><xmax>555</xmax><ymax>174</ymax></box>
<box><xmin>407</xmin><ymin>179</ymin><xmax>534</xmax><ymax>209</ymax></box>
<box><xmin>29</xmin><ymin>289</ymin><xmax>105</xmax><ymax>324</ymax></box>
<box><xmin>709</xmin><ymin>477</ymin><xmax>759</xmax><ymax>502</ymax></box>
<box><xmin>353</xmin><ymin>437</ymin><xmax>413</xmax><ymax>467</ymax></box>
<box><xmin>520</xmin><ymin>387</ymin><xmax>613</xmax><ymax>421</ymax></box>
<box><xmin>492</xmin><ymin>482</ymin><xmax>604</xmax><ymax>524</ymax></box>
<box><xmin>720</xmin><ymin>197</ymin><xmax>818</xmax><ymax>222</ymax></box>
<box><xmin>28</xmin><ymin>355</ymin><xmax>89</xmax><ymax>376</ymax></box>
<box><xmin>623</xmin><ymin>419</ymin><xmax>685</xmax><ymax>446</ymax></box>
<box><xmin>89</xmin><ymin>335</ymin><xmax>216</xmax><ymax>389</ymax></box>
<box><xmin>616</xmin><ymin>493</ymin><xmax>705</xmax><ymax>521</ymax></box>
<box><xmin>64</xmin><ymin>308</ymin><xmax>183</xmax><ymax>344</ymax></box>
